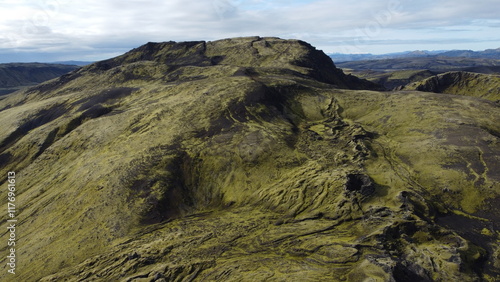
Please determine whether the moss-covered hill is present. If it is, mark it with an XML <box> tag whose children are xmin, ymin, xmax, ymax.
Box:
<box><xmin>0</xmin><ymin>37</ymin><xmax>499</xmax><ymax>281</ymax></box>
<box><xmin>401</xmin><ymin>71</ymin><xmax>500</xmax><ymax>101</ymax></box>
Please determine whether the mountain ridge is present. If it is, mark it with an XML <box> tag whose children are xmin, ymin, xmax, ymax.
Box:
<box><xmin>84</xmin><ymin>37</ymin><xmax>383</xmax><ymax>90</ymax></box>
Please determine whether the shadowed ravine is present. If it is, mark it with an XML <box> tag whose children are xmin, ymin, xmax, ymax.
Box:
<box><xmin>0</xmin><ymin>37</ymin><xmax>499</xmax><ymax>281</ymax></box>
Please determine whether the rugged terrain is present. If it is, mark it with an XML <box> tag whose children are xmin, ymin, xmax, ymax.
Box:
<box><xmin>400</xmin><ymin>71</ymin><xmax>500</xmax><ymax>101</ymax></box>
<box><xmin>338</xmin><ymin>57</ymin><xmax>500</xmax><ymax>89</ymax></box>
<box><xmin>336</xmin><ymin>57</ymin><xmax>500</xmax><ymax>73</ymax></box>
<box><xmin>0</xmin><ymin>63</ymin><xmax>79</xmax><ymax>96</ymax></box>
<box><xmin>329</xmin><ymin>47</ymin><xmax>500</xmax><ymax>62</ymax></box>
<box><xmin>0</xmin><ymin>37</ymin><xmax>499</xmax><ymax>281</ymax></box>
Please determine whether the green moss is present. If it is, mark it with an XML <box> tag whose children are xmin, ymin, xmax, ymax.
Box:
<box><xmin>481</xmin><ymin>228</ymin><xmax>493</xmax><ymax>236</ymax></box>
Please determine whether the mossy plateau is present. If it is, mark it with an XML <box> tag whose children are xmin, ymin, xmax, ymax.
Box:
<box><xmin>0</xmin><ymin>37</ymin><xmax>498</xmax><ymax>281</ymax></box>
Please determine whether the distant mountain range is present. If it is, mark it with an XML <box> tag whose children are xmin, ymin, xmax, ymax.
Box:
<box><xmin>50</xmin><ymin>60</ymin><xmax>93</xmax><ymax>66</ymax></box>
<box><xmin>329</xmin><ymin>48</ymin><xmax>500</xmax><ymax>62</ymax></box>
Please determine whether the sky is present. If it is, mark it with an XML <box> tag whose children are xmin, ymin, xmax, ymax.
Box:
<box><xmin>1</xmin><ymin>0</ymin><xmax>500</xmax><ymax>63</ymax></box>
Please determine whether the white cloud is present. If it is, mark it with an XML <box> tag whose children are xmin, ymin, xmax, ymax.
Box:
<box><xmin>1</xmin><ymin>0</ymin><xmax>500</xmax><ymax>62</ymax></box>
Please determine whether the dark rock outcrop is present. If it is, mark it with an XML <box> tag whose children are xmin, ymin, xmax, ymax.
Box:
<box><xmin>344</xmin><ymin>174</ymin><xmax>375</xmax><ymax>196</ymax></box>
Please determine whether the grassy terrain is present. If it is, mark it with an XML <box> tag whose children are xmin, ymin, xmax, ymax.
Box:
<box><xmin>0</xmin><ymin>37</ymin><xmax>498</xmax><ymax>281</ymax></box>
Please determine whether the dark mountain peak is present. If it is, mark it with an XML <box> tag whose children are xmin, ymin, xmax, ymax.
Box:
<box><xmin>406</xmin><ymin>50</ymin><xmax>432</xmax><ymax>56</ymax></box>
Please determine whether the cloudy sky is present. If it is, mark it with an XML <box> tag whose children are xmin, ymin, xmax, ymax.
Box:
<box><xmin>1</xmin><ymin>0</ymin><xmax>499</xmax><ymax>63</ymax></box>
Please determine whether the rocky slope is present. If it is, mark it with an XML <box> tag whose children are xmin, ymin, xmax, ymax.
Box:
<box><xmin>401</xmin><ymin>71</ymin><xmax>500</xmax><ymax>101</ymax></box>
<box><xmin>0</xmin><ymin>63</ymin><xmax>79</xmax><ymax>95</ymax></box>
<box><xmin>0</xmin><ymin>37</ymin><xmax>499</xmax><ymax>281</ymax></box>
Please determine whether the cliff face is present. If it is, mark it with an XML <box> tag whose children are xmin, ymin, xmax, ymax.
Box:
<box><xmin>0</xmin><ymin>37</ymin><xmax>499</xmax><ymax>281</ymax></box>
<box><xmin>401</xmin><ymin>71</ymin><xmax>500</xmax><ymax>101</ymax></box>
